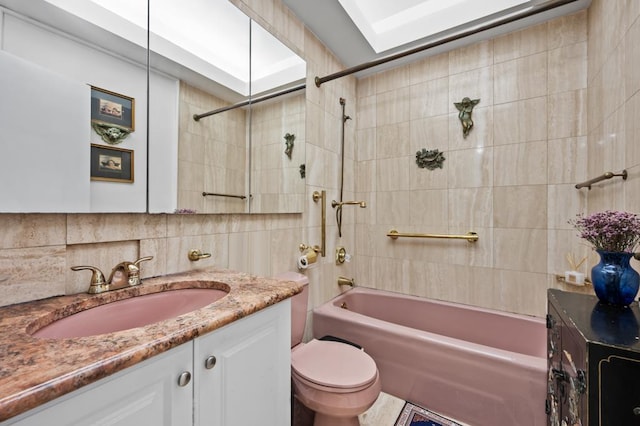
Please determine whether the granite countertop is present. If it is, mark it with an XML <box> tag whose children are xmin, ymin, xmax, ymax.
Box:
<box><xmin>0</xmin><ymin>268</ymin><xmax>302</xmax><ymax>422</ymax></box>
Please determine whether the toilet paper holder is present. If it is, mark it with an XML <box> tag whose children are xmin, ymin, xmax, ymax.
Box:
<box><xmin>298</xmin><ymin>244</ymin><xmax>320</xmax><ymax>270</ymax></box>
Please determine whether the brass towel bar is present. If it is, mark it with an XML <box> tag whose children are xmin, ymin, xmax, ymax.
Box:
<box><xmin>387</xmin><ymin>229</ymin><xmax>479</xmax><ymax>243</ymax></box>
<box><xmin>575</xmin><ymin>170</ymin><xmax>627</xmax><ymax>190</ymax></box>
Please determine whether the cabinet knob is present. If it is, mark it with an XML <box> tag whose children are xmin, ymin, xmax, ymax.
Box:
<box><xmin>633</xmin><ymin>407</ymin><xmax>640</xmax><ymax>416</ymax></box>
<box><xmin>205</xmin><ymin>355</ymin><xmax>217</xmax><ymax>370</ymax></box>
<box><xmin>177</xmin><ymin>371</ymin><xmax>192</xmax><ymax>387</ymax></box>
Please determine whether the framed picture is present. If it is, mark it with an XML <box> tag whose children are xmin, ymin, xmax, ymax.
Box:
<box><xmin>90</xmin><ymin>86</ymin><xmax>135</xmax><ymax>131</ymax></box>
<box><xmin>91</xmin><ymin>144</ymin><xmax>134</xmax><ymax>183</ymax></box>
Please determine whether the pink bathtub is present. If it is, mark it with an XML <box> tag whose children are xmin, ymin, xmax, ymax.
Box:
<box><xmin>312</xmin><ymin>287</ymin><xmax>547</xmax><ymax>426</ymax></box>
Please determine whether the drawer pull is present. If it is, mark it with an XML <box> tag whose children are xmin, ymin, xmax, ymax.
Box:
<box><xmin>205</xmin><ymin>355</ymin><xmax>217</xmax><ymax>370</ymax></box>
<box><xmin>177</xmin><ymin>371</ymin><xmax>192</xmax><ymax>387</ymax></box>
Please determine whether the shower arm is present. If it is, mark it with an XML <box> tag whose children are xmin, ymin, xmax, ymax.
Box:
<box><xmin>332</xmin><ymin>200</ymin><xmax>366</xmax><ymax>208</ymax></box>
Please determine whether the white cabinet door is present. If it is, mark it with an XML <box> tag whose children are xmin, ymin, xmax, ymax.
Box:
<box><xmin>193</xmin><ymin>301</ymin><xmax>291</xmax><ymax>426</ymax></box>
<box><xmin>6</xmin><ymin>344</ymin><xmax>193</xmax><ymax>426</ymax></box>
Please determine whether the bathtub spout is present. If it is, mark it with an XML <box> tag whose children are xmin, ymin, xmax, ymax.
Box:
<box><xmin>337</xmin><ymin>276</ymin><xmax>355</xmax><ymax>287</ymax></box>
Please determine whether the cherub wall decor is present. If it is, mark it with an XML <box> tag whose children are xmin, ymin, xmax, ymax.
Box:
<box><xmin>454</xmin><ymin>97</ymin><xmax>480</xmax><ymax>138</ymax></box>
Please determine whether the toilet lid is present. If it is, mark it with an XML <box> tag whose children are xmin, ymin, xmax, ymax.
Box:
<box><xmin>291</xmin><ymin>339</ymin><xmax>377</xmax><ymax>389</ymax></box>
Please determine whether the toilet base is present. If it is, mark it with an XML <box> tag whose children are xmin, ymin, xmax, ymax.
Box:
<box><xmin>313</xmin><ymin>412</ymin><xmax>360</xmax><ymax>426</ymax></box>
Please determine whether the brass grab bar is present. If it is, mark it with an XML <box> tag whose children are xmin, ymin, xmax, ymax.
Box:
<box><xmin>202</xmin><ymin>192</ymin><xmax>248</xmax><ymax>200</ymax></box>
<box><xmin>575</xmin><ymin>170</ymin><xmax>627</xmax><ymax>190</ymax></box>
<box><xmin>387</xmin><ymin>229</ymin><xmax>478</xmax><ymax>243</ymax></box>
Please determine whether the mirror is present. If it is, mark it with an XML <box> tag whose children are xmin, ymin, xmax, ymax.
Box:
<box><xmin>147</xmin><ymin>0</ymin><xmax>306</xmax><ymax>214</ymax></box>
<box><xmin>0</xmin><ymin>0</ymin><xmax>149</xmax><ymax>213</ymax></box>
<box><xmin>0</xmin><ymin>0</ymin><xmax>305</xmax><ymax>214</ymax></box>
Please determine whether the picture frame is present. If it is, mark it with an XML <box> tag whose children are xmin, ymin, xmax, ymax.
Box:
<box><xmin>90</xmin><ymin>144</ymin><xmax>134</xmax><ymax>183</ymax></box>
<box><xmin>90</xmin><ymin>86</ymin><xmax>135</xmax><ymax>131</ymax></box>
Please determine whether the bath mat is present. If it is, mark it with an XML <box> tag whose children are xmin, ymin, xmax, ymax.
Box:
<box><xmin>394</xmin><ymin>402</ymin><xmax>462</xmax><ymax>426</ymax></box>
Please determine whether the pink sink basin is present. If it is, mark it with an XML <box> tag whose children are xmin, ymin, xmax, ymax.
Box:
<box><xmin>31</xmin><ymin>288</ymin><xmax>228</xmax><ymax>339</ymax></box>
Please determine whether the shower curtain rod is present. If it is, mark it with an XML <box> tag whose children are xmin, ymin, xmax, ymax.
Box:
<box><xmin>193</xmin><ymin>83</ymin><xmax>306</xmax><ymax>121</ymax></box>
<box><xmin>314</xmin><ymin>0</ymin><xmax>579</xmax><ymax>87</ymax></box>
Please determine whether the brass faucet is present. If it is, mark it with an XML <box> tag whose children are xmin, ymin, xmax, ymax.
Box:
<box><xmin>71</xmin><ymin>256</ymin><xmax>153</xmax><ymax>294</ymax></box>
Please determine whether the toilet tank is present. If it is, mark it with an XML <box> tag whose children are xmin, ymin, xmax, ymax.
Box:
<box><xmin>275</xmin><ymin>271</ymin><xmax>309</xmax><ymax>348</ymax></box>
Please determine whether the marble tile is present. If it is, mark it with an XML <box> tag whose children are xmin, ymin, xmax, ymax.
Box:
<box><xmin>548</xmin><ymin>89</ymin><xmax>587</xmax><ymax>139</ymax></box>
<box><xmin>448</xmin><ymin>40</ymin><xmax>493</xmax><ymax>75</ymax></box>
<box><xmin>448</xmin><ymin>106</ymin><xmax>494</xmax><ymax>150</ymax></box>
<box><xmin>0</xmin><ymin>214</ymin><xmax>66</xmax><ymax>249</ymax></box>
<box><xmin>376</xmin><ymin>66</ymin><xmax>411</xmax><ymax>94</ymax></box>
<box><xmin>376</xmin><ymin>122</ymin><xmax>411</xmax><ymax>159</ymax></box>
<box><xmin>66</xmin><ymin>214</ymin><xmax>167</xmax><ymax>245</ymax></box>
<box><xmin>493</xmin><ymin>140</ymin><xmax>548</xmax><ymax>186</ymax></box>
<box><xmin>376</xmin><ymin>88</ymin><xmax>411</xmax><ymax>127</ymax></box>
<box><xmin>547</xmin><ymin>136</ymin><xmax>588</xmax><ymax>184</ymax></box>
<box><xmin>409</xmin><ymin>189</ymin><xmax>448</xmax><ymax>227</ymax></box>
<box><xmin>448</xmin><ymin>187</ymin><xmax>494</xmax><ymax>229</ymax></box>
<box><xmin>548</xmin><ymin>42</ymin><xmax>587</xmax><ymax>94</ymax></box>
<box><xmin>409</xmin><ymin>52</ymin><xmax>449</xmax><ymax>85</ymax></box>
<box><xmin>0</xmin><ymin>246</ymin><xmax>66</xmax><ymax>306</ymax></box>
<box><xmin>547</xmin><ymin>10</ymin><xmax>587</xmax><ymax>50</ymax></box>
<box><xmin>410</xmin><ymin>115</ymin><xmax>449</xmax><ymax>155</ymax></box>
<box><xmin>493</xmin><ymin>185</ymin><xmax>548</xmax><ymax>229</ymax></box>
<box><xmin>449</xmin><ymin>66</ymin><xmax>494</xmax><ymax>108</ymax></box>
<box><xmin>409</xmin><ymin>77</ymin><xmax>449</xmax><ymax>119</ymax></box>
<box><xmin>446</xmin><ymin>147</ymin><xmax>493</xmax><ymax>189</ymax></box>
<box><xmin>625</xmin><ymin>19</ymin><xmax>640</xmax><ymax>100</ymax></box>
<box><xmin>494</xmin><ymin>22</ymin><xmax>547</xmax><ymax>63</ymax></box>
<box><xmin>493</xmin><ymin>228</ymin><xmax>547</xmax><ymax>273</ymax></box>
<box><xmin>494</xmin><ymin>53</ymin><xmax>547</xmax><ymax>104</ymax></box>
<box><xmin>548</xmin><ymin>184</ymin><xmax>586</xmax><ymax>230</ymax></box>
<box><xmin>493</xmin><ymin>97</ymin><xmax>547</xmax><ymax>146</ymax></box>
<box><xmin>376</xmin><ymin>157</ymin><xmax>411</xmax><ymax>192</ymax></box>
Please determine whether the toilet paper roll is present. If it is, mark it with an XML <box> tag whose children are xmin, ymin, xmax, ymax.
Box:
<box><xmin>297</xmin><ymin>250</ymin><xmax>317</xmax><ymax>270</ymax></box>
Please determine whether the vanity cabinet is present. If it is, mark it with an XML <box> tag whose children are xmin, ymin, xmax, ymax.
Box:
<box><xmin>547</xmin><ymin>289</ymin><xmax>640</xmax><ymax>426</ymax></box>
<box><xmin>3</xmin><ymin>301</ymin><xmax>291</xmax><ymax>426</ymax></box>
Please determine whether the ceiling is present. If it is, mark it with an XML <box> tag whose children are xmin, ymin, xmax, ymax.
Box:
<box><xmin>282</xmin><ymin>0</ymin><xmax>591</xmax><ymax>78</ymax></box>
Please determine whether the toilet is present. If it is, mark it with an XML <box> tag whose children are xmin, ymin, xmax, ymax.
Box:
<box><xmin>277</xmin><ymin>272</ymin><xmax>381</xmax><ymax>426</ymax></box>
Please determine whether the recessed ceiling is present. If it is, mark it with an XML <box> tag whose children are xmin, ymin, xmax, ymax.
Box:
<box><xmin>283</xmin><ymin>0</ymin><xmax>591</xmax><ymax>77</ymax></box>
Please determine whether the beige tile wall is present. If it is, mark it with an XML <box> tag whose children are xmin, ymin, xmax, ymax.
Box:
<box><xmin>354</xmin><ymin>11</ymin><xmax>592</xmax><ymax>317</ymax></box>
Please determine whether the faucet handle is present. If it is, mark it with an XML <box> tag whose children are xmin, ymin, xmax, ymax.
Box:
<box><xmin>134</xmin><ymin>256</ymin><xmax>153</xmax><ymax>267</ymax></box>
<box><xmin>70</xmin><ymin>265</ymin><xmax>107</xmax><ymax>294</ymax></box>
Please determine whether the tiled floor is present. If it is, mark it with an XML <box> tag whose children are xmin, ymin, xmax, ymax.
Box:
<box><xmin>358</xmin><ymin>392</ymin><xmax>406</xmax><ymax>425</ymax></box>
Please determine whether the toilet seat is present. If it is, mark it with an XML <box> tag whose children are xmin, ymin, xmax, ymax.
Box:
<box><xmin>291</xmin><ymin>339</ymin><xmax>377</xmax><ymax>392</ymax></box>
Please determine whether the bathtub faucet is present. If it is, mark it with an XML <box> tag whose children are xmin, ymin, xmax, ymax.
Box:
<box><xmin>337</xmin><ymin>276</ymin><xmax>355</xmax><ymax>287</ymax></box>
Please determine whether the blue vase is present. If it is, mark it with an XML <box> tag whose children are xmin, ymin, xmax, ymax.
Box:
<box><xmin>591</xmin><ymin>250</ymin><xmax>640</xmax><ymax>307</ymax></box>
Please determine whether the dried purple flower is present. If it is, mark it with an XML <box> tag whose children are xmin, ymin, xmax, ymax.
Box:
<box><xmin>569</xmin><ymin>210</ymin><xmax>640</xmax><ymax>252</ymax></box>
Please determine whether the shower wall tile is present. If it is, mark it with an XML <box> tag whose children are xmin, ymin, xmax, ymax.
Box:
<box><xmin>376</xmin><ymin>122</ymin><xmax>410</xmax><ymax>159</ymax></box>
<box><xmin>376</xmin><ymin>66</ymin><xmax>410</xmax><ymax>93</ymax></box>
<box><xmin>493</xmin><ymin>97</ymin><xmax>547</xmax><ymax>146</ymax></box>
<box><xmin>494</xmin><ymin>22</ymin><xmax>547</xmax><ymax>63</ymax></box>
<box><xmin>493</xmin><ymin>140</ymin><xmax>548</xmax><ymax>186</ymax></box>
<box><xmin>548</xmin><ymin>89</ymin><xmax>587</xmax><ymax>139</ymax></box>
<box><xmin>493</xmin><ymin>185</ymin><xmax>548</xmax><ymax>229</ymax></box>
<box><xmin>548</xmin><ymin>10</ymin><xmax>587</xmax><ymax>50</ymax></box>
<box><xmin>376</xmin><ymin>88</ymin><xmax>411</xmax><ymax>126</ymax></box>
<box><xmin>547</xmin><ymin>137</ymin><xmax>588</xmax><ymax>184</ymax></box>
<box><xmin>494</xmin><ymin>269</ymin><xmax>549</xmax><ymax>316</ymax></box>
<box><xmin>410</xmin><ymin>115</ymin><xmax>449</xmax><ymax>154</ymax></box>
<box><xmin>494</xmin><ymin>52</ymin><xmax>547</xmax><ymax>104</ymax></box>
<box><xmin>409</xmin><ymin>189</ymin><xmax>448</xmax><ymax>228</ymax></box>
<box><xmin>626</xmin><ymin>92</ymin><xmax>640</xmax><ymax>167</ymax></box>
<box><xmin>446</xmin><ymin>147</ymin><xmax>493</xmax><ymax>188</ymax></box>
<box><xmin>548</xmin><ymin>41</ymin><xmax>587</xmax><ymax>94</ymax></box>
<box><xmin>409</xmin><ymin>52</ymin><xmax>449</xmax><ymax>85</ymax></box>
<box><xmin>547</xmin><ymin>184</ymin><xmax>586</xmax><ymax>230</ymax></box>
<box><xmin>448</xmin><ymin>40</ymin><xmax>493</xmax><ymax>74</ymax></box>
<box><xmin>375</xmin><ymin>191</ymin><xmax>412</xmax><ymax>226</ymax></box>
<box><xmin>356</xmin><ymin>95</ymin><xmax>377</xmax><ymax>130</ymax></box>
<box><xmin>410</xmin><ymin>77</ymin><xmax>449</xmax><ymax>119</ymax></box>
<box><xmin>376</xmin><ymin>157</ymin><xmax>411</xmax><ymax>191</ymax></box>
<box><xmin>626</xmin><ymin>19</ymin><xmax>640</xmax><ymax>99</ymax></box>
<box><xmin>447</xmin><ymin>187</ymin><xmax>494</xmax><ymax>229</ymax></box>
<box><xmin>493</xmin><ymin>228</ymin><xmax>547</xmax><ymax>273</ymax></box>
